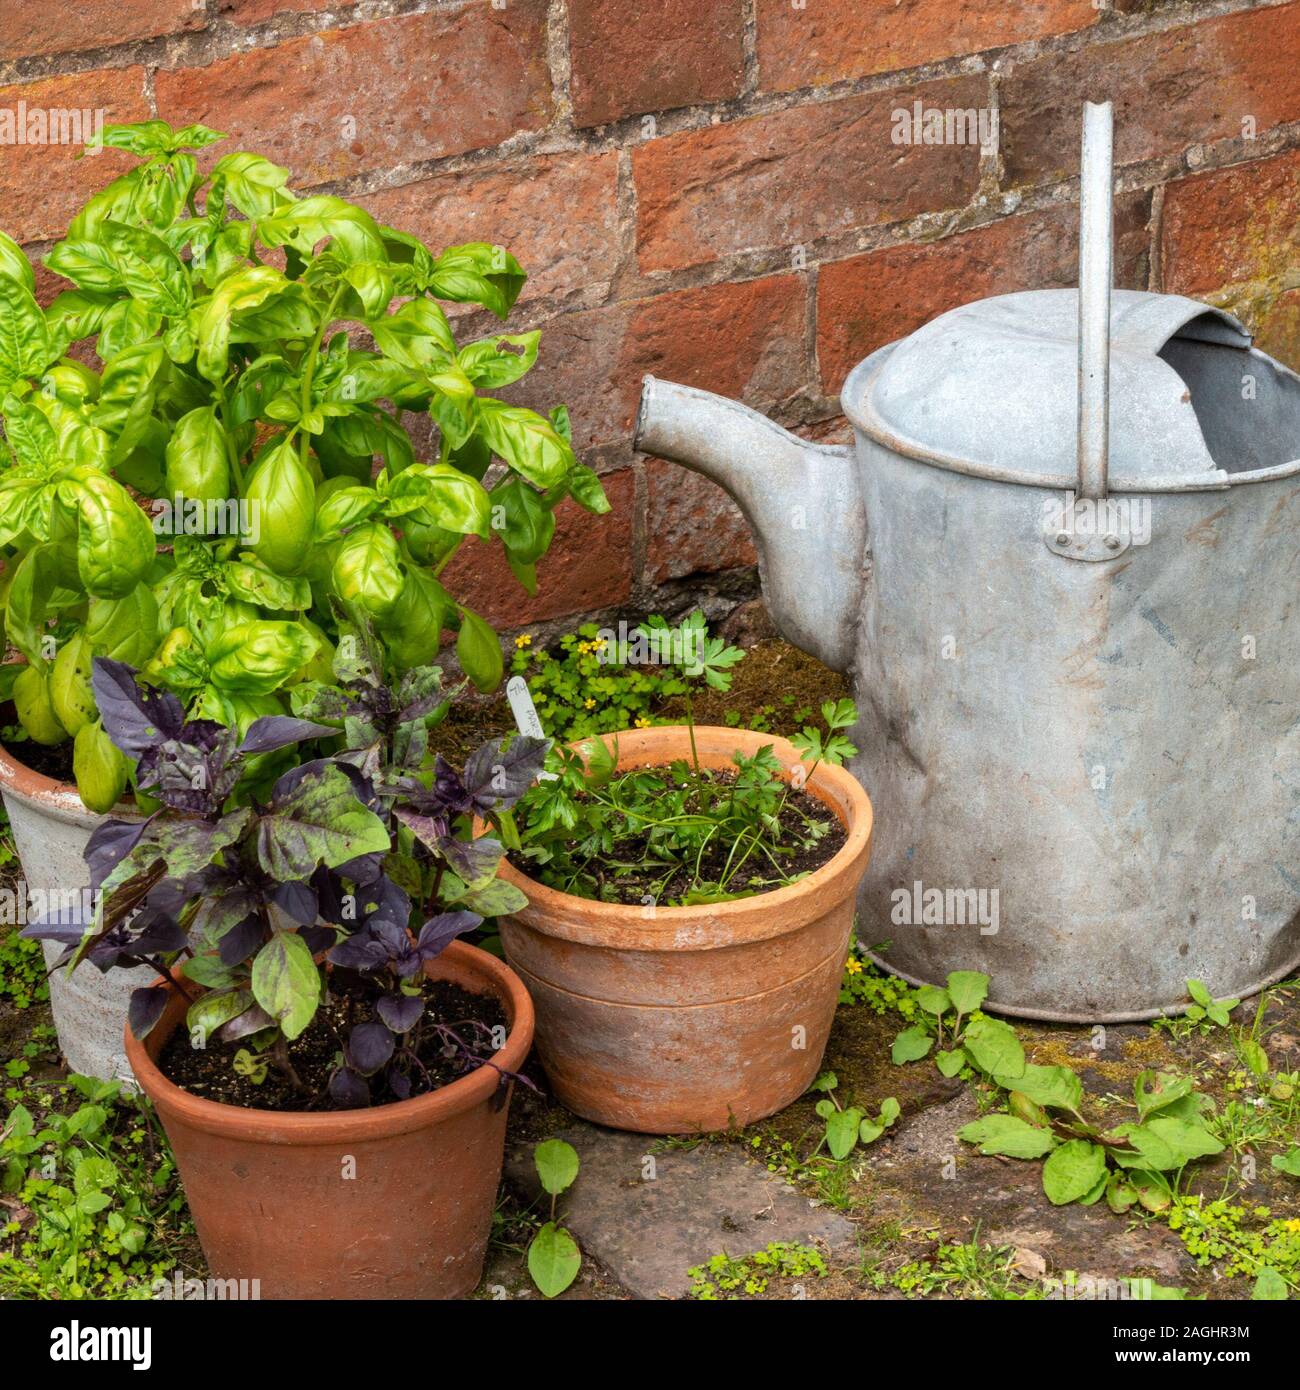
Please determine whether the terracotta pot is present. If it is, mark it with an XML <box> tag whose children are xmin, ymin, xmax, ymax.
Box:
<box><xmin>0</xmin><ymin>740</ymin><xmax>148</xmax><ymax>1082</ymax></box>
<box><xmin>125</xmin><ymin>940</ymin><xmax>535</xmax><ymax>1300</ymax></box>
<box><xmin>495</xmin><ymin>726</ymin><xmax>873</xmax><ymax>1134</ymax></box>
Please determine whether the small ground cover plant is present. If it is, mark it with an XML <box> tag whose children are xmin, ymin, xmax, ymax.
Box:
<box><xmin>1</xmin><ymin>1074</ymin><xmax>190</xmax><ymax>1299</ymax></box>
<box><xmin>877</xmin><ymin>1238</ymin><xmax>1048</xmax><ymax>1301</ymax></box>
<box><xmin>889</xmin><ymin>967</ymin><xmax>991</xmax><ymax>1076</ymax></box>
<box><xmin>513</xmin><ymin>612</ymin><xmax>858</xmax><ymax>906</ymax></box>
<box><xmin>1169</xmin><ymin>1196</ymin><xmax>1299</xmax><ymax>1300</ymax></box>
<box><xmin>887</xmin><ymin>971</ymin><xmax>1231</xmax><ymax>1211</ymax></box>
<box><xmin>0</xmin><ymin>931</ymin><xmax>47</xmax><ymax>1011</ymax></box>
<box><xmin>687</xmin><ymin>1241</ymin><xmax>828</xmax><ymax>1300</ymax></box>
<box><xmin>807</xmin><ymin>1071</ymin><xmax>900</xmax><ymax>1161</ymax></box>
<box><xmin>527</xmin><ymin>1139</ymin><xmax>581</xmax><ymax>1298</ymax></box>
<box><xmin>509</xmin><ymin>623</ymin><xmax>687</xmax><ymax>740</ymax></box>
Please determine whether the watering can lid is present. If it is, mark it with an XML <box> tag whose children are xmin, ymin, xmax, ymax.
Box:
<box><xmin>852</xmin><ymin>288</ymin><xmax>1253</xmax><ymax>485</ymax></box>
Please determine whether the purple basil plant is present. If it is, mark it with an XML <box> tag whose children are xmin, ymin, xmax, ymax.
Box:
<box><xmin>24</xmin><ymin>625</ymin><xmax>548</xmax><ymax>1111</ymax></box>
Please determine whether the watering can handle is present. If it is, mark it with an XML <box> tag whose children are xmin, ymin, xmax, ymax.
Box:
<box><xmin>1077</xmin><ymin>100</ymin><xmax>1113</xmax><ymax>502</ymax></box>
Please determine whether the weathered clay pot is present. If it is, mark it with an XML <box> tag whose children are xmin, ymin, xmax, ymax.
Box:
<box><xmin>125</xmin><ymin>940</ymin><xmax>535</xmax><ymax>1300</ymax></box>
<box><xmin>0</xmin><ymin>740</ymin><xmax>148</xmax><ymax>1082</ymax></box>
<box><xmin>496</xmin><ymin>726</ymin><xmax>873</xmax><ymax>1134</ymax></box>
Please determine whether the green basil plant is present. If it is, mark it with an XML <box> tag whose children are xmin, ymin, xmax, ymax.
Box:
<box><xmin>0</xmin><ymin>120</ymin><xmax>607</xmax><ymax>812</ymax></box>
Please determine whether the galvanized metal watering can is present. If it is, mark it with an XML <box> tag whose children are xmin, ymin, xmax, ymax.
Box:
<box><xmin>635</xmin><ymin>104</ymin><xmax>1300</xmax><ymax>1022</ymax></box>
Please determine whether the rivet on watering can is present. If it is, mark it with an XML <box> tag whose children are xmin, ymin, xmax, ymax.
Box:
<box><xmin>1056</xmin><ymin>532</ymin><xmax>1071</xmax><ymax>546</ymax></box>
<box><xmin>1105</xmin><ymin>535</ymin><xmax>1121</xmax><ymax>550</ymax></box>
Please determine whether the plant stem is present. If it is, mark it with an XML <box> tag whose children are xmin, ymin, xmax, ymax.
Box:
<box><xmin>298</xmin><ymin>284</ymin><xmax>345</xmax><ymax>467</ymax></box>
<box><xmin>270</xmin><ymin>1034</ymin><xmax>308</xmax><ymax>1093</ymax></box>
<box><xmin>684</xmin><ymin>687</ymin><xmax>700</xmax><ymax>775</ymax></box>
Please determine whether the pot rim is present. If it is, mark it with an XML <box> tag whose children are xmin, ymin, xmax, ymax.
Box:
<box><xmin>0</xmin><ymin>737</ymin><xmax>133</xmax><ymax>825</ymax></box>
<box><xmin>490</xmin><ymin>724</ymin><xmax>873</xmax><ymax>950</ymax></box>
<box><xmin>124</xmin><ymin>939</ymin><xmax>535</xmax><ymax>1143</ymax></box>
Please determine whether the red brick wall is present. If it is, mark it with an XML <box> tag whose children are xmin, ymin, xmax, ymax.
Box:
<box><xmin>2</xmin><ymin>0</ymin><xmax>1297</xmax><ymax>634</ymax></box>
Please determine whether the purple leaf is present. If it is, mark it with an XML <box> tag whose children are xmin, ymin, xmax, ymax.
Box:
<box><xmin>328</xmin><ymin>1066</ymin><xmax>370</xmax><ymax>1108</ymax></box>
<box><xmin>18</xmin><ymin>919</ymin><xmax>84</xmax><ymax>946</ymax></box>
<box><xmin>432</xmin><ymin>756</ymin><xmax>472</xmax><ymax>816</ymax></box>
<box><xmin>86</xmin><ymin>927</ymin><xmax>135</xmax><ymax>972</ymax></box>
<box><xmin>327</xmin><ymin>930</ymin><xmax>391</xmax><ymax>973</ymax></box>
<box><xmin>270</xmin><ymin>757</ymin><xmax>375</xmax><ymax>810</ymax></box>
<box><xmin>348</xmin><ymin>1021</ymin><xmax>395</xmax><ymax>1076</ymax></box>
<box><xmin>135</xmin><ymin>725</ymin><xmax>242</xmax><ymax>815</ymax></box>
<box><xmin>84</xmin><ymin>816</ymin><xmax>149</xmax><ymax>892</ymax></box>
<box><xmin>239</xmin><ymin>716</ymin><xmax>338</xmax><ymax>755</ymax></box>
<box><xmin>354</xmin><ymin>875</ymin><xmax>410</xmax><ymax>932</ymax></box>
<box><xmin>463</xmin><ymin>735</ymin><xmax>550</xmax><ymax>812</ymax></box>
<box><xmin>377</xmin><ymin>993</ymin><xmax>423</xmax><ymax>1032</ymax></box>
<box><xmin>130</xmin><ymin>912</ymin><xmax>187</xmax><ymax>957</ymax></box>
<box><xmin>217</xmin><ymin>914</ymin><xmax>265</xmax><ymax>966</ymax></box>
<box><xmin>128</xmin><ymin>986</ymin><xmax>168</xmax><ymax>1040</ymax></box>
<box><xmin>336</xmin><ymin>850</ymin><xmax>386</xmax><ymax>885</ymax></box>
<box><xmin>386</xmin><ymin>1066</ymin><xmax>412</xmax><ymax>1100</ymax></box>
<box><xmin>439</xmin><ymin>834</ymin><xmax>504</xmax><ymax>887</ymax></box>
<box><xmin>91</xmin><ymin>658</ymin><xmax>184</xmax><ymax>759</ymax></box>
<box><xmin>217</xmin><ymin>1003</ymin><xmax>276</xmax><ymax>1043</ymax></box>
<box><xmin>416</xmin><ymin>910</ymin><xmax>481</xmax><ymax>961</ymax></box>
<box><xmin>392</xmin><ymin>805</ymin><xmax>450</xmax><ymax>856</ymax></box>
<box><xmin>297</xmin><ymin>924</ymin><xmax>337</xmax><ymax>956</ymax></box>
<box><xmin>270</xmin><ymin>878</ymin><xmax>318</xmax><ymax>925</ymax></box>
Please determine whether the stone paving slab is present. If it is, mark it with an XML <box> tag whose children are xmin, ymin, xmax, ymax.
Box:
<box><xmin>505</xmin><ymin>1124</ymin><xmax>860</xmax><ymax>1300</ymax></box>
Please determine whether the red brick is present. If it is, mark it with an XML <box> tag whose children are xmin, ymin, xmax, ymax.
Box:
<box><xmin>1161</xmin><ymin>149</ymin><xmax>1300</xmax><ymax>370</ymax></box>
<box><xmin>155</xmin><ymin>5</ymin><xmax>551</xmax><ymax>187</ymax></box>
<box><xmin>0</xmin><ymin>70</ymin><xmax>150</xmax><ymax>244</ymax></box>
<box><xmin>0</xmin><ymin>0</ymin><xmax>201</xmax><ymax>61</ymax></box>
<box><xmin>360</xmin><ymin>152</ymin><xmax>621</xmax><ymax>306</ymax></box>
<box><xmin>756</xmin><ymin>0</ymin><xmax>1095</xmax><ymax>94</ymax></box>
<box><xmin>440</xmin><ymin>468</ymin><xmax>635</xmax><ymax>625</ymax></box>
<box><xmin>1001</xmin><ymin>5</ymin><xmax>1300</xmax><ymax>186</ymax></box>
<box><xmin>816</xmin><ymin>193</ymin><xmax>1152</xmax><ymax>393</ymax></box>
<box><xmin>1161</xmin><ymin>149</ymin><xmax>1300</xmax><ymax>297</ymax></box>
<box><xmin>644</xmin><ymin>457</ymin><xmax>755</xmax><ymax>583</ymax></box>
<box><xmin>498</xmin><ymin>273</ymin><xmax>809</xmax><ymax>453</ymax></box>
<box><xmin>1256</xmin><ymin>288</ymin><xmax>1300</xmax><ymax>373</ymax></box>
<box><xmin>218</xmin><ymin>0</ymin><xmax>345</xmax><ymax>22</ymax></box>
<box><xmin>568</xmin><ymin>0</ymin><xmax>744</xmax><ymax>127</ymax></box>
<box><xmin>633</xmin><ymin>73</ymin><xmax>986</xmax><ymax>274</ymax></box>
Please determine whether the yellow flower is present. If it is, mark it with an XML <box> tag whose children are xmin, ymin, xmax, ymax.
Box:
<box><xmin>583</xmin><ymin>698</ymin><xmax>596</xmax><ymax>709</ymax></box>
<box><xmin>845</xmin><ymin>957</ymin><xmax>863</xmax><ymax>975</ymax></box>
<box><xmin>593</xmin><ymin>637</ymin><xmax>608</xmax><ymax>651</ymax></box>
<box><xmin>514</xmin><ymin>633</ymin><xmax>533</xmax><ymax>649</ymax></box>
<box><xmin>634</xmin><ymin>716</ymin><xmax>651</xmax><ymax>728</ymax></box>
<box><xmin>1284</xmin><ymin>1219</ymin><xmax>1300</xmax><ymax>1233</ymax></box>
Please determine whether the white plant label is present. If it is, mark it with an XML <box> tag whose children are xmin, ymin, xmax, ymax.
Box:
<box><xmin>506</xmin><ymin>676</ymin><xmax>558</xmax><ymax>779</ymax></box>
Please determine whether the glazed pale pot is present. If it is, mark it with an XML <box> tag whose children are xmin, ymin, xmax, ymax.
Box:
<box><xmin>0</xmin><ymin>740</ymin><xmax>148</xmax><ymax>1082</ymax></box>
<box><xmin>495</xmin><ymin>726</ymin><xmax>873</xmax><ymax>1135</ymax></box>
<box><xmin>125</xmin><ymin>940</ymin><xmax>535</xmax><ymax>1300</ymax></box>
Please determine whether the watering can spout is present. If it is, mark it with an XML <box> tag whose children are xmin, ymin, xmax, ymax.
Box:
<box><xmin>635</xmin><ymin>376</ymin><xmax>866</xmax><ymax>674</ymax></box>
